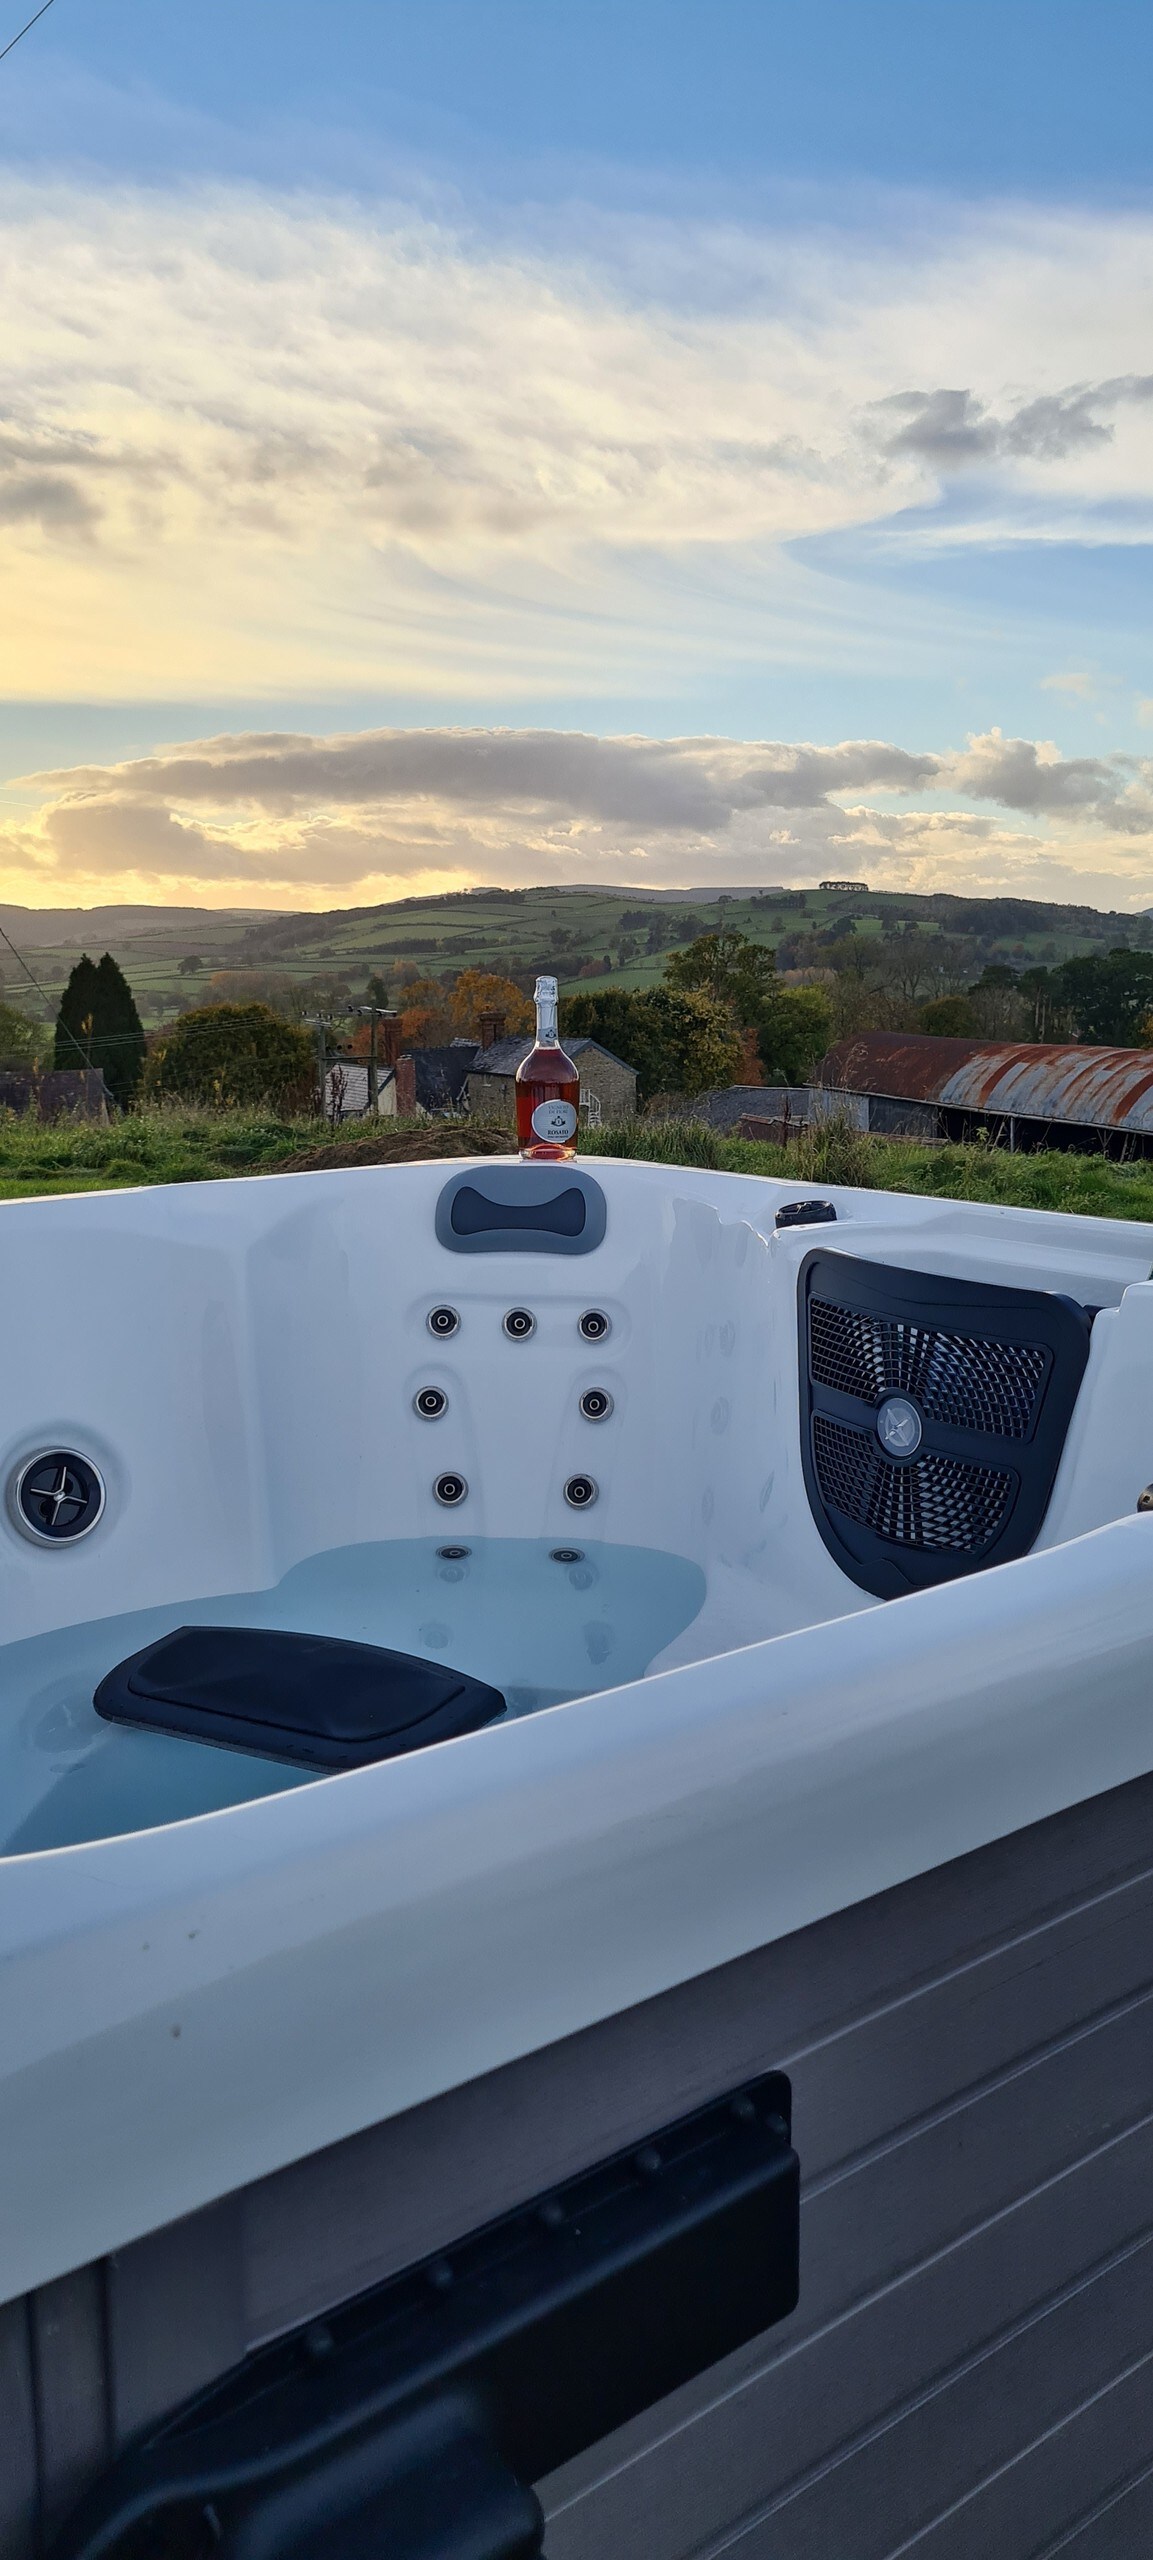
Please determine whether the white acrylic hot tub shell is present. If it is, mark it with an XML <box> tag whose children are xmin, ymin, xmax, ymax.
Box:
<box><xmin>3</xmin><ymin>1157</ymin><xmax>1153</xmax><ymax>2304</ymax></box>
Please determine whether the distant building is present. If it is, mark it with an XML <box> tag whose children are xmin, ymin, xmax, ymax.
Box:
<box><xmin>0</xmin><ymin>1069</ymin><xmax>112</xmax><ymax>1122</ymax></box>
<box><xmin>322</xmin><ymin>1013</ymin><xmax>638</xmax><ymax>1127</ymax></box>
<box><xmin>322</xmin><ymin>1059</ymin><xmax>401</xmax><ymax>1120</ymax></box>
<box><xmin>466</xmin><ymin>1031</ymin><xmax>637</xmax><ymax>1125</ymax></box>
<box><xmin>322</xmin><ymin>1012</ymin><xmax>414</xmax><ymax>1122</ymax></box>
<box><xmin>816</xmin><ymin>1032</ymin><xmax>1153</xmax><ymax>1153</ymax></box>
<box><xmin>818</xmin><ymin>879</ymin><xmax>870</xmax><ymax>894</ymax></box>
<box><xmin>687</xmin><ymin>1083</ymin><xmax>867</xmax><ymax>1139</ymax></box>
<box><xmin>409</xmin><ymin>1044</ymin><xmax>476</xmax><ymax>1115</ymax></box>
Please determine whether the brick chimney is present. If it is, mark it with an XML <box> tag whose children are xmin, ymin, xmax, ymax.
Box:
<box><xmin>395</xmin><ymin>1053</ymin><xmax>416</xmax><ymax>1114</ymax></box>
<box><xmin>377</xmin><ymin>1011</ymin><xmax>402</xmax><ymax>1068</ymax></box>
<box><xmin>478</xmin><ymin>1008</ymin><xmax>506</xmax><ymax>1050</ymax></box>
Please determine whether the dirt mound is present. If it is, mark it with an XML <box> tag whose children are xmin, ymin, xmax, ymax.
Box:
<box><xmin>275</xmin><ymin>1124</ymin><xmax>516</xmax><ymax>1174</ymax></box>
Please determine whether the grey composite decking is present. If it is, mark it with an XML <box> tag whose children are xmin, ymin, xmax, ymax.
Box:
<box><xmin>9</xmin><ymin>1763</ymin><xmax>1153</xmax><ymax>2559</ymax></box>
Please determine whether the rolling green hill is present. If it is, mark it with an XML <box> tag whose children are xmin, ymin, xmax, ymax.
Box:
<box><xmin>2</xmin><ymin>880</ymin><xmax>1152</xmax><ymax>1031</ymax></box>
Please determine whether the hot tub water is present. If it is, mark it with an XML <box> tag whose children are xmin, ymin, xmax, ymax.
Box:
<box><xmin>0</xmin><ymin>1538</ymin><xmax>706</xmax><ymax>1855</ymax></box>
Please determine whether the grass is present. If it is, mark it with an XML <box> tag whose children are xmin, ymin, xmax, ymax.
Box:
<box><xmin>2</xmin><ymin>1102</ymin><xmax>1153</xmax><ymax>1227</ymax></box>
<box><xmin>0</xmin><ymin>1105</ymin><xmax>512</xmax><ymax>1200</ymax></box>
<box><xmin>585</xmin><ymin>1117</ymin><xmax>1153</xmax><ymax>1224</ymax></box>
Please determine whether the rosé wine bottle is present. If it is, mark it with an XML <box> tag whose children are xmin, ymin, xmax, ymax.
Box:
<box><xmin>516</xmin><ymin>975</ymin><xmax>580</xmax><ymax>1160</ymax></box>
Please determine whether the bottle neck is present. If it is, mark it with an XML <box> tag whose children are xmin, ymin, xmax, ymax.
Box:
<box><xmin>535</xmin><ymin>984</ymin><xmax>559</xmax><ymax>1045</ymax></box>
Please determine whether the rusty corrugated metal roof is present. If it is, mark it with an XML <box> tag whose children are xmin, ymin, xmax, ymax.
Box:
<box><xmin>817</xmin><ymin>1033</ymin><xmax>1153</xmax><ymax>1133</ymax></box>
<box><xmin>818</xmin><ymin>1036</ymin><xmax>986</xmax><ymax>1100</ymax></box>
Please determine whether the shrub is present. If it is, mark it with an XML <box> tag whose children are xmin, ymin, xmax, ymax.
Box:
<box><xmin>0</xmin><ymin>999</ymin><xmax>40</xmax><ymax>1069</ymax></box>
<box><xmin>144</xmin><ymin>1003</ymin><xmax>315</xmax><ymax>1109</ymax></box>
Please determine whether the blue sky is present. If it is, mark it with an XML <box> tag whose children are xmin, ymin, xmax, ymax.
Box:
<box><xmin>0</xmin><ymin>0</ymin><xmax>1151</xmax><ymax>908</ymax></box>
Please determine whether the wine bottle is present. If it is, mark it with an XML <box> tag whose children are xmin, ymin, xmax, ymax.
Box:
<box><xmin>516</xmin><ymin>975</ymin><xmax>580</xmax><ymax>1160</ymax></box>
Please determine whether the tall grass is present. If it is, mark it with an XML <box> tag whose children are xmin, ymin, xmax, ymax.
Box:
<box><xmin>3</xmin><ymin>1102</ymin><xmax>1153</xmax><ymax>1228</ymax></box>
<box><xmin>586</xmin><ymin>1114</ymin><xmax>1153</xmax><ymax>1225</ymax></box>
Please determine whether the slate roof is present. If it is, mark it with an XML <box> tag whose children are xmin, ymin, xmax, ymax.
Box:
<box><xmin>409</xmin><ymin>1045</ymin><xmax>475</xmax><ymax>1110</ymax></box>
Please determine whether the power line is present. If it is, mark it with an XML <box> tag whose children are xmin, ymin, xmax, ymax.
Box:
<box><xmin>0</xmin><ymin>925</ymin><xmax>145</xmax><ymax>1061</ymax></box>
<box><xmin>0</xmin><ymin>918</ymin><xmax>92</xmax><ymax>1065</ymax></box>
<box><xmin>0</xmin><ymin>0</ymin><xmax>56</xmax><ymax>69</ymax></box>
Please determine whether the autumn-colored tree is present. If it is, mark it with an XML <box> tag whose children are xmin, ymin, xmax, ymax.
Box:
<box><xmin>397</xmin><ymin>975</ymin><xmax>455</xmax><ymax>1047</ymax></box>
<box><xmin>449</xmin><ymin>970</ymin><xmax>533</xmax><ymax>1041</ymax></box>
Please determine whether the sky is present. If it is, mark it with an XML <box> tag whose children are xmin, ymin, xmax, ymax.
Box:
<box><xmin>1</xmin><ymin>0</ymin><xmax>1152</xmax><ymax>913</ymax></box>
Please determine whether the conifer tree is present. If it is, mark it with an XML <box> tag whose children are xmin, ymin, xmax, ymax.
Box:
<box><xmin>54</xmin><ymin>951</ymin><xmax>146</xmax><ymax>1105</ymax></box>
<box><xmin>54</xmin><ymin>953</ymin><xmax>101</xmax><ymax>1072</ymax></box>
<box><xmin>93</xmin><ymin>951</ymin><xmax>146</xmax><ymax>1105</ymax></box>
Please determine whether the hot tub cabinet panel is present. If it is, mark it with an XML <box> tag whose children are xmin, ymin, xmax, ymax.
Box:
<box><xmin>7</xmin><ymin>1764</ymin><xmax>1153</xmax><ymax>2559</ymax></box>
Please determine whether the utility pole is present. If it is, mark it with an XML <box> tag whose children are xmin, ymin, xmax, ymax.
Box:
<box><xmin>302</xmin><ymin>1014</ymin><xmax>334</xmax><ymax>1117</ymax></box>
<box><xmin>354</xmin><ymin>1004</ymin><xmax>383</xmax><ymax>1114</ymax></box>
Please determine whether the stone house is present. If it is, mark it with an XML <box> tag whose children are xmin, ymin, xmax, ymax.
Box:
<box><xmin>465</xmin><ymin>1032</ymin><xmax>637</xmax><ymax>1127</ymax></box>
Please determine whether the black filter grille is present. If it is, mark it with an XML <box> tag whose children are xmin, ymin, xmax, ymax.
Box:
<box><xmin>809</xmin><ymin>1297</ymin><xmax>1049</xmax><ymax>1440</ymax></box>
<box><xmin>812</xmin><ymin>1414</ymin><xmax>1015</xmax><ymax>1555</ymax></box>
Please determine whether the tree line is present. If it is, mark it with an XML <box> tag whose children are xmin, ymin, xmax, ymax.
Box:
<box><xmin>3</xmin><ymin>929</ymin><xmax>1153</xmax><ymax>1119</ymax></box>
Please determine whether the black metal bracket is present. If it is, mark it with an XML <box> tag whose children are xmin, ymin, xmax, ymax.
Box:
<box><xmin>52</xmin><ymin>2072</ymin><xmax>798</xmax><ymax>2560</ymax></box>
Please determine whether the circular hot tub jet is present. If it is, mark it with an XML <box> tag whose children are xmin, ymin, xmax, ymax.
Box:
<box><xmin>414</xmin><ymin>1387</ymin><xmax>448</xmax><ymax>1419</ymax></box>
<box><xmin>503</xmin><ymin>1308</ymin><xmax>535</xmax><ymax>1341</ymax></box>
<box><xmin>578</xmin><ymin>1388</ymin><xmax>614</xmax><ymax>1421</ymax></box>
<box><xmin>433</xmin><ymin>1472</ymin><xmax>469</xmax><ymax>1506</ymax></box>
<box><xmin>564</xmin><ymin>1474</ymin><xmax>598</xmax><ymax>1509</ymax></box>
<box><xmin>578</xmin><ymin>1309</ymin><xmax>611</xmax><ymax>1342</ymax></box>
<box><xmin>427</xmin><ymin>1305</ymin><xmax>460</xmax><ymax>1338</ymax></box>
<box><xmin>550</xmin><ymin>1546</ymin><xmax>585</xmax><ymax>1564</ymax></box>
<box><xmin>11</xmin><ymin>1449</ymin><xmax>106</xmax><ymax>1544</ymax></box>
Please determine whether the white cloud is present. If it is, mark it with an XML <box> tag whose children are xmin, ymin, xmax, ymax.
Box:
<box><xmin>1041</xmin><ymin>672</ymin><xmax>1097</xmax><ymax>700</ymax></box>
<box><xmin>0</xmin><ymin>182</ymin><xmax>1151</xmax><ymax>695</ymax></box>
<box><xmin>5</xmin><ymin>721</ymin><xmax>1153</xmax><ymax>913</ymax></box>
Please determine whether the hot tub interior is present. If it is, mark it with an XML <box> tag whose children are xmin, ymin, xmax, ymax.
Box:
<box><xmin>1</xmin><ymin>1152</ymin><xmax>1151</xmax><ymax>1859</ymax></box>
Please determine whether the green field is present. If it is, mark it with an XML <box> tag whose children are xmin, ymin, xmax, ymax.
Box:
<box><xmin>3</xmin><ymin>1104</ymin><xmax>1153</xmax><ymax>1229</ymax></box>
<box><xmin>4</xmin><ymin>876</ymin><xmax>1152</xmax><ymax>1035</ymax></box>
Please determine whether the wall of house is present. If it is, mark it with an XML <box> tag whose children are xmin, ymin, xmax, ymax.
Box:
<box><xmin>465</xmin><ymin>1052</ymin><xmax>636</xmax><ymax>1126</ymax></box>
<box><xmin>575</xmin><ymin>1050</ymin><xmax>636</xmax><ymax>1121</ymax></box>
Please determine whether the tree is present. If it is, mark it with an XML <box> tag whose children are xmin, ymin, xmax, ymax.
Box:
<box><xmin>1015</xmin><ymin>966</ymin><xmax>1069</xmax><ymax>1042</ymax></box>
<box><xmin>665</xmin><ymin>928</ymin><xmax>777</xmax><ymax>1021</ymax></box>
<box><xmin>93</xmin><ymin>953</ymin><xmax>146</xmax><ymax>1105</ymax></box>
<box><xmin>54</xmin><ymin>950</ymin><xmax>146</xmax><ymax>1104</ymax></box>
<box><xmin>144</xmin><ymin>1003</ymin><xmax>315</xmax><ymax>1109</ymax></box>
<box><xmin>918</xmin><ymin>995</ymin><xmax>980</xmax><ymax>1038</ymax></box>
<box><xmin>1055</xmin><ymin>949</ymin><xmax>1153</xmax><ymax>1046</ymax></box>
<box><xmin>563</xmin><ymin>986</ymin><xmax>742</xmax><ymax>1100</ymax></box>
<box><xmin>0</xmin><ymin>1001</ymin><xmax>39</xmax><ymax>1068</ymax></box>
<box><xmin>758</xmin><ymin>984</ymin><xmax>834</xmax><ymax>1081</ymax></box>
<box><xmin>449</xmin><ymin>969</ymin><xmax>533</xmax><ymax>1041</ymax></box>
<box><xmin>664</xmin><ymin>926</ymin><xmax>831</xmax><ymax>1084</ymax></box>
<box><xmin>178</xmin><ymin>955</ymin><xmax>204</xmax><ymax>977</ymax></box>
<box><xmin>53</xmin><ymin>954</ymin><xmax>100</xmax><ymax>1072</ymax></box>
<box><xmin>396</xmin><ymin>975</ymin><xmax>455</xmax><ymax>1047</ymax></box>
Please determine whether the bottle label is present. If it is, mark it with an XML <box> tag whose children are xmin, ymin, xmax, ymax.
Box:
<box><xmin>531</xmin><ymin>1098</ymin><xmax>578</xmax><ymax>1142</ymax></box>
